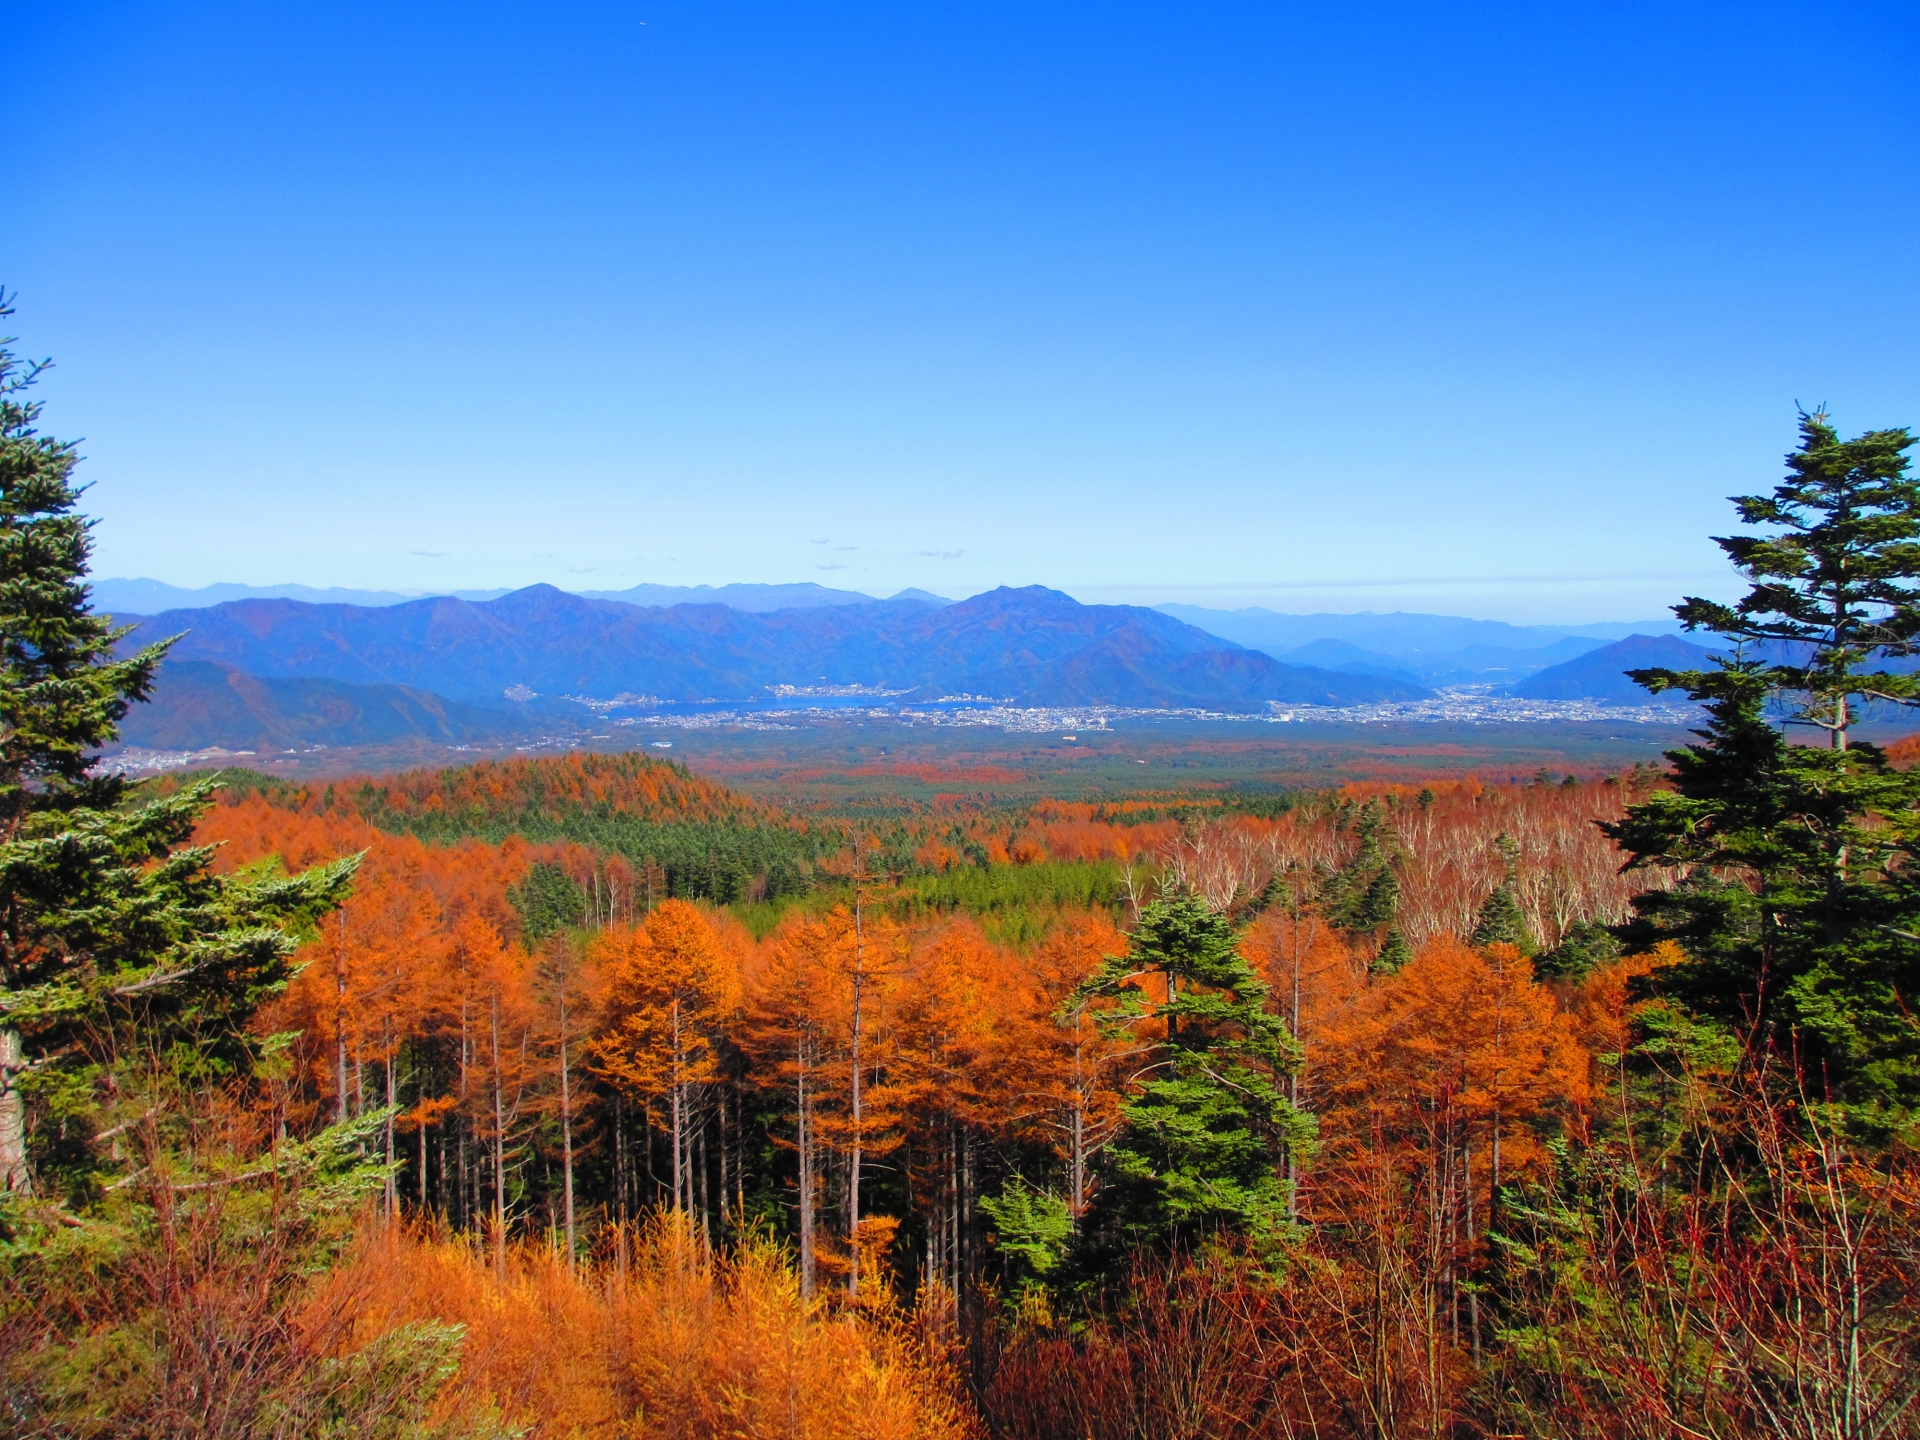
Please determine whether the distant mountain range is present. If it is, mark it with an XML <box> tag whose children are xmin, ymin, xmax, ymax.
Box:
<box><xmin>93</xmin><ymin>577</ymin><xmax>948</xmax><ymax>616</ymax></box>
<box><xmin>1156</xmin><ymin>604</ymin><xmax>1686</xmax><ymax>685</ymax></box>
<box><xmin>114</xmin><ymin>585</ymin><xmax>1435</xmax><ymax>750</ymax></box>
<box><xmin>1154</xmin><ymin>603</ymin><xmax>1682</xmax><ymax>653</ymax></box>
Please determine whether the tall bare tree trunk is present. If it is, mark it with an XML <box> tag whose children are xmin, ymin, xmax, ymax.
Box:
<box><xmin>334</xmin><ymin>911</ymin><xmax>349</xmax><ymax>1125</ymax></box>
<box><xmin>670</xmin><ymin>1000</ymin><xmax>685</xmax><ymax>1212</ymax></box>
<box><xmin>383</xmin><ymin>1027</ymin><xmax>397</xmax><ymax>1220</ymax></box>
<box><xmin>847</xmin><ymin>879</ymin><xmax>866</xmax><ymax>1296</ymax></box>
<box><xmin>696</xmin><ymin>1108</ymin><xmax>712</xmax><ymax>1257</ymax></box>
<box><xmin>0</xmin><ymin>1028</ymin><xmax>28</xmax><ymax>1194</ymax></box>
<box><xmin>490</xmin><ymin>987</ymin><xmax>507</xmax><ymax>1277</ymax></box>
<box><xmin>797</xmin><ymin>1040</ymin><xmax>815</xmax><ymax>1298</ymax></box>
<box><xmin>558</xmin><ymin>986</ymin><xmax>575</xmax><ymax>1268</ymax></box>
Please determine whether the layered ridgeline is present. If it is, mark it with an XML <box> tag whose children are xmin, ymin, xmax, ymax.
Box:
<box><xmin>113</xmin><ymin>584</ymin><xmax>1430</xmax><ymax>751</ymax></box>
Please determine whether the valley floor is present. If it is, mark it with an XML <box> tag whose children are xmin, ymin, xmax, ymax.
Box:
<box><xmin>108</xmin><ymin>713</ymin><xmax>1713</xmax><ymax>794</ymax></box>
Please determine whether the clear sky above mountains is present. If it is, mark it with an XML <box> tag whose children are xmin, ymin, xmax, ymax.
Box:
<box><xmin>8</xmin><ymin>1</ymin><xmax>1918</xmax><ymax>622</ymax></box>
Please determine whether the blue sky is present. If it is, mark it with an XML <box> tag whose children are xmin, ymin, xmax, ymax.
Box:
<box><xmin>7</xmin><ymin>1</ymin><xmax>1918</xmax><ymax>621</ymax></box>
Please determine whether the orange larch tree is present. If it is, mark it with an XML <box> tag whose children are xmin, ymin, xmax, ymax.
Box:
<box><xmin>590</xmin><ymin>900</ymin><xmax>742</xmax><ymax>1238</ymax></box>
<box><xmin>739</xmin><ymin>906</ymin><xmax>848</xmax><ymax>1296</ymax></box>
<box><xmin>1017</xmin><ymin>913</ymin><xmax>1135</xmax><ymax>1221</ymax></box>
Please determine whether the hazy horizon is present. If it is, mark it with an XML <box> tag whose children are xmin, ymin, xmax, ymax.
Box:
<box><xmin>88</xmin><ymin>573</ymin><xmax>1686</xmax><ymax>631</ymax></box>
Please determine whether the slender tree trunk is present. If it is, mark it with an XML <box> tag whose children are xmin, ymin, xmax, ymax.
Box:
<box><xmin>797</xmin><ymin>1040</ymin><xmax>815</xmax><ymax>1298</ymax></box>
<box><xmin>962</xmin><ymin>1125</ymin><xmax>974</xmax><ymax>1285</ymax></box>
<box><xmin>0</xmin><ymin>1028</ymin><xmax>28</xmax><ymax>1194</ymax></box>
<box><xmin>558</xmin><ymin>988</ymin><xmax>575</xmax><ymax>1268</ymax></box>
<box><xmin>1288</xmin><ymin>913</ymin><xmax>1304</xmax><ymax>1219</ymax></box>
<box><xmin>613</xmin><ymin>1091</ymin><xmax>626</xmax><ymax>1217</ymax></box>
<box><xmin>696</xmin><ymin>1108</ymin><xmax>712</xmax><ymax>1257</ymax></box>
<box><xmin>847</xmin><ymin>882</ymin><xmax>866</xmax><ymax>1296</ymax></box>
<box><xmin>334</xmin><ymin>912</ymin><xmax>349</xmax><ymax>1125</ymax></box>
<box><xmin>1070</xmin><ymin>1041</ymin><xmax>1086</xmax><ymax>1220</ymax></box>
<box><xmin>670</xmin><ymin>1000</ymin><xmax>685</xmax><ymax>1212</ymax></box>
<box><xmin>1465</xmin><ymin>1138</ymin><xmax>1481</xmax><ymax>1364</ymax></box>
<box><xmin>458</xmin><ymin>970</ymin><xmax>471</xmax><ymax>1230</ymax></box>
<box><xmin>718</xmin><ymin>1084</ymin><xmax>730</xmax><ymax>1228</ymax></box>
<box><xmin>383</xmin><ymin>1031</ymin><xmax>397</xmax><ymax>1220</ymax></box>
<box><xmin>645</xmin><ymin>1099</ymin><xmax>659</xmax><ymax>1206</ymax></box>
<box><xmin>490</xmin><ymin>988</ymin><xmax>507</xmax><ymax>1277</ymax></box>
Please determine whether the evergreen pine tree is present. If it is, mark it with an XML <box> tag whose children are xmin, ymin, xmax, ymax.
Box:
<box><xmin>1471</xmin><ymin>883</ymin><xmax>1535</xmax><ymax>953</ymax></box>
<box><xmin>1470</xmin><ymin>834</ymin><xmax>1536</xmax><ymax>954</ymax></box>
<box><xmin>1609</xmin><ymin>413</ymin><xmax>1920</xmax><ymax>1127</ymax></box>
<box><xmin>0</xmin><ymin>296</ymin><xmax>354</xmax><ymax>1203</ymax></box>
<box><xmin>1373</xmin><ymin>927</ymin><xmax>1414</xmax><ymax>974</ymax></box>
<box><xmin>1534</xmin><ymin>919</ymin><xmax>1620</xmax><ymax>982</ymax></box>
<box><xmin>1069</xmin><ymin>893</ymin><xmax>1312</xmax><ymax>1272</ymax></box>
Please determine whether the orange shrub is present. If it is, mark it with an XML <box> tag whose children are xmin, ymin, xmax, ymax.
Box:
<box><xmin>307</xmin><ymin>1216</ymin><xmax>978</xmax><ymax>1440</ymax></box>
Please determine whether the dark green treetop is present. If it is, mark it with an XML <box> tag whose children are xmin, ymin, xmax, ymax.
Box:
<box><xmin>1067</xmin><ymin>892</ymin><xmax>1312</xmax><ymax>1273</ymax></box>
<box><xmin>1670</xmin><ymin>409</ymin><xmax>1920</xmax><ymax>746</ymax></box>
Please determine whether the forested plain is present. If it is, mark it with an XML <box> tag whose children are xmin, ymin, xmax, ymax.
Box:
<box><xmin>6</xmin><ymin>303</ymin><xmax>1920</xmax><ymax>1439</ymax></box>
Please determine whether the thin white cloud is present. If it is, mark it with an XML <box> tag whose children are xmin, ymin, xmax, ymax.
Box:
<box><xmin>919</xmin><ymin>548</ymin><xmax>964</xmax><ymax>559</ymax></box>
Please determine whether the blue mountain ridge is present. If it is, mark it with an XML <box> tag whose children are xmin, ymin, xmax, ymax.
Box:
<box><xmin>115</xmin><ymin>585</ymin><xmax>1431</xmax><ymax>751</ymax></box>
<box><xmin>1507</xmin><ymin>634</ymin><xmax>1716</xmax><ymax>701</ymax></box>
<box><xmin>1157</xmin><ymin>603</ymin><xmax>1683</xmax><ymax>658</ymax></box>
<box><xmin>92</xmin><ymin>577</ymin><xmax>942</xmax><ymax>615</ymax></box>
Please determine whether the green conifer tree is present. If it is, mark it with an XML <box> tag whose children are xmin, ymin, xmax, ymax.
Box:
<box><xmin>1470</xmin><ymin>834</ymin><xmax>1536</xmax><ymax>954</ymax></box>
<box><xmin>0</xmin><ymin>296</ymin><xmax>354</xmax><ymax>1202</ymax></box>
<box><xmin>1609</xmin><ymin>413</ymin><xmax>1920</xmax><ymax>1127</ymax></box>
<box><xmin>1373</xmin><ymin>926</ymin><xmax>1414</xmax><ymax>974</ymax></box>
<box><xmin>1068</xmin><ymin>893</ymin><xmax>1313</xmax><ymax>1273</ymax></box>
<box><xmin>1471</xmin><ymin>883</ymin><xmax>1536</xmax><ymax>953</ymax></box>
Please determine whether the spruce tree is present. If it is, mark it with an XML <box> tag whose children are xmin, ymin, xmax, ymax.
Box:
<box><xmin>1470</xmin><ymin>834</ymin><xmax>1535</xmax><ymax>954</ymax></box>
<box><xmin>1373</xmin><ymin>926</ymin><xmax>1414</xmax><ymax>974</ymax></box>
<box><xmin>1069</xmin><ymin>893</ymin><xmax>1312</xmax><ymax>1272</ymax></box>
<box><xmin>1609</xmin><ymin>414</ymin><xmax>1920</xmax><ymax>1127</ymax></box>
<box><xmin>1471</xmin><ymin>884</ymin><xmax>1535</xmax><ymax>953</ymax></box>
<box><xmin>0</xmin><ymin>295</ymin><xmax>354</xmax><ymax>1202</ymax></box>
